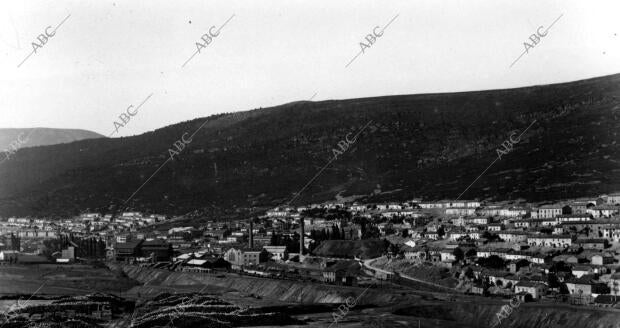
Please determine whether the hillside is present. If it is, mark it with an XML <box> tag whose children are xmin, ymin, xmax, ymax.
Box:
<box><xmin>0</xmin><ymin>73</ymin><xmax>620</xmax><ymax>217</ymax></box>
<box><xmin>118</xmin><ymin>264</ymin><xmax>620</xmax><ymax>328</ymax></box>
<box><xmin>311</xmin><ymin>239</ymin><xmax>387</xmax><ymax>259</ymax></box>
<box><xmin>0</xmin><ymin>128</ymin><xmax>104</xmax><ymax>151</ymax></box>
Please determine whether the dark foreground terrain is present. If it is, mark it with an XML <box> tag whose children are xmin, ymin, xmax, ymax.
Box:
<box><xmin>2</xmin><ymin>263</ymin><xmax>619</xmax><ymax>327</ymax></box>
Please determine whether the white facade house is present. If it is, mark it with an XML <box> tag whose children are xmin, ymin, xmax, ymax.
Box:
<box><xmin>527</xmin><ymin>235</ymin><xmax>573</xmax><ymax>248</ymax></box>
<box><xmin>263</xmin><ymin>246</ymin><xmax>288</xmax><ymax>261</ymax></box>
<box><xmin>498</xmin><ymin>232</ymin><xmax>528</xmax><ymax>243</ymax></box>
<box><xmin>538</xmin><ymin>205</ymin><xmax>563</xmax><ymax>219</ymax></box>
<box><xmin>606</xmin><ymin>193</ymin><xmax>620</xmax><ymax>205</ymax></box>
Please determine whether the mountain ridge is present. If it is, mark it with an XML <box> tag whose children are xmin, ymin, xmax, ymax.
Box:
<box><xmin>0</xmin><ymin>128</ymin><xmax>105</xmax><ymax>152</ymax></box>
<box><xmin>1</xmin><ymin>73</ymin><xmax>619</xmax><ymax>218</ymax></box>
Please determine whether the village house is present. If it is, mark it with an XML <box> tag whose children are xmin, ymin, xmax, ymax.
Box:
<box><xmin>503</xmin><ymin>273</ymin><xmax>521</xmax><ymax>286</ymax></box>
<box><xmin>537</xmin><ymin>204</ymin><xmax>570</xmax><ymax>219</ymax></box>
<box><xmin>529</xmin><ymin>254</ymin><xmax>550</xmax><ymax>264</ymax></box>
<box><xmin>487</xmin><ymin>223</ymin><xmax>503</xmax><ymax>232</ymax></box>
<box><xmin>465</xmin><ymin>217</ymin><xmax>491</xmax><ymax>225</ymax></box>
<box><xmin>487</xmin><ymin>271</ymin><xmax>512</xmax><ymax>287</ymax></box>
<box><xmin>605</xmin><ymin>192</ymin><xmax>620</xmax><ymax>205</ymax></box>
<box><xmin>448</xmin><ymin>231</ymin><xmax>480</xmax><ymax>241</ymax></box>
<box><xmin>387</xmin><ymin>203</ymin><xmax>403</xmax><ymax>210</ymax></box>
<box><xmin>477</xmin><ymin>206</ymin><xmax>502</xmax><ymax>217</ymax></box>
<box><xmin>602</xmin><ymin>225</ymin><xmax>620</xmax><ymax>241</ymax></box>
<box><xmin>263</xmin><ymin>245</ymin><xmax>288</xmax><ymax>261</ymax></box>
<box><xmin>349</xmin><ymin>203</ymin><xmax>367</xmax><ymax>212</ymax></box>
<box><xmin>418</xmin><ymin>202</ymin><xmax>444</xmax><ymax>209</ymax></box>
<box><xmin>445</xmin><ymin>207</ymin><xmax>476</xmax><ymax>216</ymax></box>
<box><xmin>452</xmin><ymin>217</ymin><xmax>465</xmax><ymax>226</ymax></box>
<box><xmin>569</xmin><ymin>202</ymin><xmax>589</xmax><ymax>214</ymax></box>
<box><xmin>517</xmin><ymin>219</ymin><xmax>551</xmax><ymax>228</ymax></box>
<box><xmin>464</xmin><ymin>200</ymin><xmax>482</xmax><ymax>208</ymax></box>
<box><xmin>500</xmin><ymin>207</ymin><xmax>528</xmax><ymax>218</ymax></box>
<box><xmin>419</xmin><ymin>200</ymin><xmax>479</xmax><ymax>209</ymax></box>
<box><xmin>424</xmin><ymin>232</ymin><xmax>440</xmax><ymax>240</ymax></box>
<box><xmin>465</xmin><ymin>225</ymin><xmax>480</xmax><ymax>233</ymax></box>
<box><xmin>587</xmin><ymin>205</ymin><xmax>620</xmax><ymax>218</ymax></box>
<box><xmin>403</xmin><ymin>247</ymin><xmax>428</xmax><ymax>262</ymax></box>
<box><xmin>607</xmin><ymin>273</ymin><xmax>620</xmax><ymax>295</ymax></box>
<box><xmin>141</xmin><ymin>239</ymin><xmax>173</xmax><ymax>262</ymax></box>
<box><xmin>223</xmin><ymin>247</ymin><xmax>269</xmax><ymax>269</ymax></box>
<box><xmin>565</xmin><ymin>276</ymin><xmax>609</xmax><ymax>296</ymax></box>
<box><xmin>576</xmin><ymin>239</ymin><xmax>609</xmax><ymax>250</ymax></box>
<box><xmin>590</xmin><ymin>254</ymin><xmax>614</xmax><ymax>265</ymax></box>
<box><xmin>471</xmin><ymin>283</ymin><xmax>487</xmax><ymax>296</ymax></box>
<box><xmin>439</xmin><ymin>249</ymin><xmax>456</xmax><ymax>262</ymax></box>
<box><xmin>115</xmin><ymin>240</ymin><xmax>143</xmax><ymax>261</ymax></box>
<box><xmin>266</xmin><ymin>207</ymin><xmax>295</xmax><ymax>218</ymax></box>
<box><xmin>572</xmin><ymin>265</ymin><xmax>594</xmax><ymax>278</ymax></box>
<box><xmin>498</xmin><ymin>231</ymin><xmax>528</xmax><ymax>243</ymax></box>
<box><xmin>322</xmin><ymin>261</ymin><xmax>360</xmax><ymax>286</ymax></box>
<box><xmin>541</xmin><ymin>219</ymin><xmax>561</xmax><ymax>226</ymax></box>
<box><xmin>557</xmin><ymin>214</ymin><xmax>592</xmax><ymax>223</ymax></box>
<box><xmin>527</xmin><ymin>235</ymin><xmax>573</xmax><ymax>248</ymax></box>
<box><xmin>515</xmin><ymin>281</ymin><xmax>548</xmax><ymax>299</ymax></box>
<box><xmin>552</xmin><ymin>254</ymin><xmax>579</xmax><ymax>264</ymax></box>
<box><xmin>514</xmin><ymin>220</ymin><xmax>531</xmax><ymax>229</ymax></box>
<box><xmin>504</xmin><ymin>251</ymin><xmax>529</xmax><ymax>262</ymax></box>
<box><xmin>477</xmin><ymin>205</ymin><xmax>525</xmax><ymax>217</ymax></box>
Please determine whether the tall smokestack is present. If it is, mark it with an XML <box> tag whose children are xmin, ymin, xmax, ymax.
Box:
<box><xmin>299</xmin><ymin>217</ymin><xmax>304</xmax><ymax>255</ymax></box>
<box><xmin>249</xmin><ymin>220</ymin><xmax>254</xmax><ymax>248</ymax></box>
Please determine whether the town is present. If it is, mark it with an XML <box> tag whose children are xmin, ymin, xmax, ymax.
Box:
<box><xmin>2</xmin><ymin>192</ymin><xmax>620</xmax><ymax>308</ymax></box>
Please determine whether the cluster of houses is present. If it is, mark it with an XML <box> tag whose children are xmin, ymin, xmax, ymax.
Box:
<box><xmin>3</xmin><ymin>192</ymin><xmax>620</xmax><ymax>303</ymax></box>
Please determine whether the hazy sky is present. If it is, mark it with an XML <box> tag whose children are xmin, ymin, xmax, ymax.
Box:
<box><xmin>1</xmin><ymin>0</ymin><xmax>619</xmax><ymax>137</ymax></box>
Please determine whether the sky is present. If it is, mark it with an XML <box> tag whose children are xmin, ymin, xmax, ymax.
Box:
<box><xmin>0</xmin><ymin>0</ymin><xmax>619</xmax><ymax>137</ymax></box>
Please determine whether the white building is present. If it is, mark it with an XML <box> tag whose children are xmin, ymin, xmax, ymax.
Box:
<box><xmin>263</xmin><ymin>246</ymin><xmax>288</xmax><ymax>261</ymax></box>
<box><xmin>527</xmin><ymin>235</ymin><xmax>573</xmax><ymax>248</ymax></box>
<box><xmin>605</xmin><ymin>193</ymin><xmax>620</xmax><ymax>205</ymax></box>
<box><xmin>538</xmin><ymin>205</ymin><xmax>564</xmax><ymax>219</ymax></box>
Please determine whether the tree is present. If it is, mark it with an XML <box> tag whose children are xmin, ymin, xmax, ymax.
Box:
<box><xmin>388</xmin><ymin>243</ymin><xmax>400</xmax><ymax>257</ymax></box>
<box><xmin>384</xmin><ymin>224</ymin><xmax>396</xmax><ymax>235</ymax></box>
<box><xmin>549</xmin><ymin>261</ymin><xmax>571</xmax><ymax>273</ymax></box>
<box><xmin>478</xmin><ymin>255</ymin><xmax>505</xmax><ymax>269</ymax></box>
<box><xmin>547</xmin><ymin>273</ymin><xmax>560</xmax><ymax>288</ymax></box>
<box><xmin>481</xmin><ymin>231</ymin><xmax>501</xmax><ymax>242</ymax></box>
<box><xmin>362</xmin><ymin>225</ymin><xmax>380</xmax><ymax>239</ymax></box>
<box><xmin>463</xmin><ymin>267</ymin><xmax>474</xmax><ymax>279</ymax></box>
<box><xmin>539</xmin><ymin>228</ymin><xmax>553</xmax><ymax>235</ymax></box>
<box><xmin>453</xmin><ymin>247</ymin><xmax>464</xmax><ymax>262</ymax></box>
<box><xmin>437</xmin><ymin>226</ymin><xmax>445</xmax><ymax>238</ymax></box>
<box><xmin>515</xmin><ymin>259</ymin><xmax>530</xmax><ymax>271</ymax></box>
<box><xmin>331</xmin><ymin>225</ymin><xmax>341</xmax><ymax>240</ymax></box>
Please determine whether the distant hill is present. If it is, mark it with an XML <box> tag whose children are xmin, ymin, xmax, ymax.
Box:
<box><xmin>0</xmin><ymin>128</ymin><xmax>104</xmax><ymax>151</ymax></box>
<box><xmin>0</xmin><ymin>73</ymin><xmax>619</xmax><ymax>218</ymax></box>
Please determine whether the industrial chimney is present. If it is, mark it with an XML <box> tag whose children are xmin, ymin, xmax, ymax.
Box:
<box><xmin>249</xmin><ymin>219</ymin><xmax>254</xmax><ymax>249</ymax></box>
<box><xmin>299</xmin><ymin>216</ymin><xmax>304</xmax><ymax>255</ymax></box>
